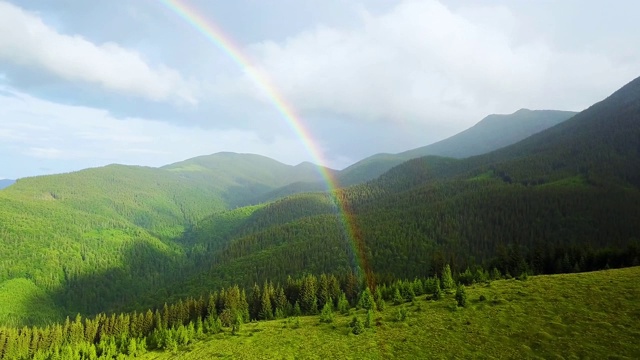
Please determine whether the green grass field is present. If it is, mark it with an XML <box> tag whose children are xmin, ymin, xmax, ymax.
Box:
<box><xmin>141</xmin><ymin>267</ymin><xmax>640</xmax><ymax>359</ymax></box>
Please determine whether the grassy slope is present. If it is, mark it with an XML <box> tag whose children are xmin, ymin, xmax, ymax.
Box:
<box><xmin>142</xmin><ymin>267</ymin><xmax>640</xmax><ymax>359</ymax></box>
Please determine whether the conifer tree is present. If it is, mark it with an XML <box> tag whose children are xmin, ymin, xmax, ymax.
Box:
<box><xmin>127</xmin><ymin>338</ymin><xmax>137</xmax><ymax>357</ymax></box>
<box><xmin>300</xmin><ymin>274</ymin><xmax>318</xmax><ymax>314</ymax></box>
<box><xmin>358</xmin><ymin>287</ymin><xmax>375</xmax><ymax>310</ymax></box>
<box><xmin>260</xmin><ymin>287</ymin><xmax>274</xmax><ymax>320</ymax></box>
<box><xmin>365</xmin><ymin>310</ymin><xmax>373</xmax><ymax>328</ymax></box>
<box><xmin>249</xmin><ymin>283</ymin><xmax>261</xmax><ymax>320</ymax></box>
<box><xmin>442</xmin><ymin>264</ymin><xmax>455</xmax><ymax>291</ymax></box>
<box><xmin>195</xmin><ymin>317</ymin><xmax>204</xmax><ymax>339</ymax></box>
<box><xmin>433</xmin><ymin>278</ymin><xmax>443</xmax><ymax>300</ymax></box>
<box><xmin>207</xmin><ymin>294</ymin><xmax>217</xmax><ymax>319</ymax></box>
<box><xmin>455</xmin><ymin>285</ymin><xmax>467</xmax><ymax>307</ymax></box>
<box><xmin>273</xmin><ymin>286</ymin><xmax>288</xmax><ymax>318</ymax></box>
<box><xmin>374</xmin><ymin>287</ymin><xmax>386</xmax><ymax>311</ymax></box>
<box><xmin>293</xmin><ymin>301</ymin><xmax>302</xmax><ymax>317</ymax></box>
<box><xmin>337</xmin><ymin>292</ymin><xmax>350</xmax><ymax>314</ymax></box>
<box><xmin>351</xmin><ymin>317</ymin><xmax>364</xmax><ymax>335</ymax></box>
<box><xmin>319</xmin><ymin>298</ymin><xmax>334</xmax><ymax>323</ymax></box>
<box><xmin>232</xmin><ymin>314</ymin><xmax>242</xmax><ymax>335</ymax></box>
<box><xmin>318</xmin><ymin>274</ymin><xmax>331</xmax><ymax>309</ymax></box>
<box><xmin>328</xmin><ymin>274</ymin><xmax>341</xmax><ymax>307</ymax></box>
<box><xmin>393</xmin><ymin>287</ymin><xmax>404</xmax><ymax>305</ymax></box>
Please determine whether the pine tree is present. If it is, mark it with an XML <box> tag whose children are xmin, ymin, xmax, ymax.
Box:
<box><xmin>127</xmin><ymin>338</ymin><xmax>137</xmax><ymax>357</ymax></box>
<box><xmin>351</xmin><ymin>317</ymin><xmax>364</xmax><ymax>335</ymax></box>
<box><xmin>187</xmin><ymin>322</ymin><xmax>196</xmax><ymax>343</ymax></box>
<box><xmin>328</xmin><ymin>274</ymin><xmax>341</xmax><ymax>307</ymax></box>
<box><xmin>259</xmin><ymin>288</ymin><xmax>274</xmax><ymax>320</ymax></box>
<box><xmin>455</xmin><ymin>285</ymin><xmax>467</xmax><ymax>307</ymax></box>
<box><xmin>406</xmin><ymin>283</ymin><xmax>416</xmax><ymax>302</ymax></box>
<box><xmin>319</xmin><ymin>299</ymin><xmax>334</xmax><ymax>323</ymax></box>
<box><xmin>359</xmin><ymin>287</ymin><xmax>376</xmax><ymax>310</ymax></box>
<box><xmin>365</xmin><ymin>310</ymin><xmax>373</xmax><ymax>328</ymax></box>
<box><xmin>433</xmin><ymin>278</ymin><xmax>443</xmax><ymax>300</ymax></box>
<box><xmin>240</xmin><ymin>289</ymin><xmax>251</xmax><ymax>322</ymax></box>
<box><xmin>138</xmin><ymin>338</ymin><xmax>147</xmax><ymax>355</ymax></box>
<box><xmin>231</xmin><ymin>314</ymin><xmax>242</xmax><ymax>335</ymax></box>
<box><xmin>337</xmin><ymin>292</ymin><xmax>350</xmax><ymax>314</ymax></box>
<box><xmin>249</xmin><ymin>283</ymin><xmax>261</xmax><ymax>320</ymax></box>
<box><xmin>395</xmin><ymin>306</ymin><xmax>408</xmax><ymax>322</ymax></box>
<box><xmin>393</xmin><ymin>287</ymin><xmax>404</xmax><ymax>305</ymax></box>
<box><xmin>442</xmin><ymin>264</ymin><xmax>455</xmax><ymax>291</ymax></box>
<box><xmin>412</xmin><ymin>278</ymin><xmax>424</xmax><ymax>296</ymax></box>
<box><xmin>195</xmin><ymin>317</ymin><xmax>204</xmax><ymax>339</ymax></box>
<box><xmin>318</xmin><ymin>274</ymin><xmax>331</xmax><ymax>309</ymax></box>
<box><xmin>300</xmin><ymin>274</ymin><xmax>318</xmax><ymax>314</ymax></box>
<box><xmin>273</xmin><ymin>286</ymin><xmax>288</xmax><ymax>318</ymax></box>
<box><xmin>69</xmin><ymin>314</ymin><xmax>84</xmax><ymax>345</ymax></box>
<box><xmin>344</xmin><ymin>272</ymin><xmax>359</xmax><ymax>306</ymax></box>
<box><xmin>293</xmin><ymin>301</ymin><xmax>302</xmax><ymax>316</ymax></box>
<box><xmin>374</xmin><ymin>287</ymin><xmax>386</xmax><ymax>311</ymax></box>
<box><xmin>207</xmin><ymin>293</ymin><xmax>217</xmax><ymax>319</ymax></box>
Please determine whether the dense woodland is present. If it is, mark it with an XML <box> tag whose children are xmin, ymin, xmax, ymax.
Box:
<box><xmin>0</xmin><ymin>77</ymin><xmax>639</xmax><ymax>357</ymax></box>
<box><xmin>0</xmin><ymin>267</ymin><xmax>488</xmax><ymax>359</ymax></box>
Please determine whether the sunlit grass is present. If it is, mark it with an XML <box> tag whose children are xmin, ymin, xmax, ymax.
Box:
<box><xmin>142</xmin><ymin>266</ymin><xmax>640</xmax><ymax>359</ymax></box>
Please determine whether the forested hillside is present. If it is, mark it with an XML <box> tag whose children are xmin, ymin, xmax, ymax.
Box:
<box><xmin>0</xmin><ymin>77</ymin><xmax>637</xmax><ymax>336</ymax></box>
<box><xmin>179</xmin><ymin>76</ymin><xmax>640</xmax><ymax>291</ymax></box>
<box><xmin>0</xmin><ymin>154</ymin><xmax>333</xmax><ymax>324</ymax></box>
<box><xmin>162</xmin><ymin>152</ymin><xmax>333</xmax><ymax>207</ymax></box>
<box><xmin>261</xmin><ymin>109</ymin><xmax>576</xmax><ymax>199</ymax></box>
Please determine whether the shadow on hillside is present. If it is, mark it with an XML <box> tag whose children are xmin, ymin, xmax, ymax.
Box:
<box><xmin>41</xmin><ymin>241</ymin><xmax>207</xmax><ymax>320</ymax></box>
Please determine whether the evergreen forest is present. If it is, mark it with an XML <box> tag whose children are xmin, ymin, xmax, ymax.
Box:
<box><xmin>1</xmin><ymin>76</ymin><xmax>640</xmax><ymax>359</ymax></box>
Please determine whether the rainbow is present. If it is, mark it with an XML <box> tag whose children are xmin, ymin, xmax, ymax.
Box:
<box><xmin>159</xmin><ymin>0</ymin><xmax>373</xmax><ymax>287</ymax></box>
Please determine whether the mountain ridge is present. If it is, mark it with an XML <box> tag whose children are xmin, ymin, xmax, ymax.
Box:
<box><xmin>0</xmin><ymin>179</ymin><xmax>14</xmax><ymax>189</ymax></box>
<box><xmin>336</xmin><ymin>108</ymin><xmax>577</xmax><ymax>186</ymax></box>
<box><xmin>1</xmin><ymin>76</ymin><xmax>638</xmax><ymax>327</ymax></box>
<box><xmin>175</xmin><ymin>75</ymin><xmax>640</xmax><ymax>294</ymax></box>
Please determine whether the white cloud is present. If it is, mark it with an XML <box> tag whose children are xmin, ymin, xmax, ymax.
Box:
<box><xmin>238</xmin><ymin>0</ymin><xmax>640</xmax><ymax>127</ymax></box>
<box><xmin>25</xmin><ymin>147</ymin><xmax>64</xmax><ymax>159</ymax></box>
<box><xmin>0</xmin><ymin>86</ymin><xmax>316</xmax><ymax>178</ymax></box>
<box><xmin>0</xmin><ymin>1</ymin><xmax>197</xmax><ymax>104</ymax></box>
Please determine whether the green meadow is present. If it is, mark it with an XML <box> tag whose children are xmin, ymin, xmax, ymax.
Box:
<box><xmin>141</xmin><ymin>267</ymin><xmax>640</xmax><ymax>359</ymax></box>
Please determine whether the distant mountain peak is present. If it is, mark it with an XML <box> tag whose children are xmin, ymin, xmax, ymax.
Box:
<box><xmin>336</xmin><ymin>109</ymin><xmax>576</xmax><ymax>186</ymax></box>
<box><xmin>0</xmin><ymin>179</ymin><xmax>16</xmax><ymax>190</ymax></box>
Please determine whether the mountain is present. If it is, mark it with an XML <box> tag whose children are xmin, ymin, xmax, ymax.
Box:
<box><xmin>400</xmin><ymin>109</ymin><xmax>578</xmax><ymax>159</ymax></box>
<box><xmin>162</xmin><ymin>152</ymin><xmax>333</xmax><ymax>206</ymax></box>
<box><xmin>0</xmin><ymin>153</ymin><xmax>334</xmax><ymax>321</ymax></box>
<box><xmin>0</xmin><ymin>179</ymin><xmax>15</xmax><ymax>189</ymax></box>
<box><xmin>1</xmin><ymin>77</ymin><xmax>638</xmax><ymax>330</ymax></box>
<box><xmin>178</xmin><ymin>76</ymin><xmax>640</xmax><ymax>291</ymax></box>
<box><xmin>337</xmin><ymin>109</ymin><xmax>576</xmax><ymax>186</ymax></box>
<box><xmin>210</xmin><ymin>109</ymin><xmax>577</xmax><ymax>204</ymax></box>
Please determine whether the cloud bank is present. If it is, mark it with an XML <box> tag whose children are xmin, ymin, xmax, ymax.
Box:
<box><xmin>242</xmin><ymin>0</ymin><xmax>639</xmax><ymax>127</ymax></box>
<box><xmin>0</xmin><ymin>87</ymin><xmax>311</xmax><ymax>178</ymax></box>
<box><xmin>0</xmin><ymin>1</ymin><xmax>197</xmax><ymax>103</ymax></box>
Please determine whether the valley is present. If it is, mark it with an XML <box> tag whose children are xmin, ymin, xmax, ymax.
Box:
<box><xmin>0</xmin><ymin>76</ymin><xmax>639</xmax><ymax>358</ymax></box>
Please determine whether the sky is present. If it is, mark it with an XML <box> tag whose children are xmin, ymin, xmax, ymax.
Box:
<box><xmin>1</xmin><ymin>0</ymin><xmax>639</xmax><ymax>179</ymax></box>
